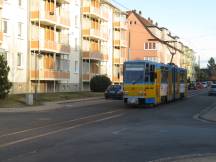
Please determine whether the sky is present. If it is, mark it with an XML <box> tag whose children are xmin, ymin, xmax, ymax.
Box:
<box><xmin>112</xmin><ymin>0</ymin><xmax>216</xmax><ymax>68</ymax></box>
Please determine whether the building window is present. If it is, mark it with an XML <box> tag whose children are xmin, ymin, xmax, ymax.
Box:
<box><xmin>3</xmin><ymin>20</ymin><xmax>8</xmax><ymax>34</ymax></box>
<box><xmin>144</xmin><ymin>42</ymin><xmax>157</xmax><ymax>50</ymax></box>
<box><xmin>75</xmin><ymin>38</ymin><xmax>78</xmax><ymax>51</ymax></box>
<box><xmin>17</xmin><ymin>53</ymin><xmax>22</xmax><ymax>66</ymax></box>
<box><xmin>145</xmin><ymin>43</ymin><xmax>148</xmax><ymax>49</ymax></box>
<box><xmin>18</xmin><ymin>0</ymin><xmax>22</xmax><ymax>6</ymax></box>
<box><xmin>75</xmin><ymin>15</ymin><xmax>78</xmax><ymax>27</ymax></box>
<box><xmin>74</xmin><ymin>60</ymin><xmax>79</xmax><ymax>73</ymax></box>
<box><xmin>18</xmin><ymin>22</ymin><xmax>23</xmax><ymax>37</ymax></box>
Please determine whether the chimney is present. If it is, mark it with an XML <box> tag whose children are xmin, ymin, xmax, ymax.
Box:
<box><xmin>139</xmin><ymin>10</ymin><xmax>142</xmax><ymax>15</ymax></box>
<box><xmin>155</xmin><ymin>22</ymin><xmax>158</xmax><ymax>26</ymax></box>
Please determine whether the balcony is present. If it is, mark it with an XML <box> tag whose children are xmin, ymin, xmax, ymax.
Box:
<box><xmin>114</xmin><ymin>57</ymin><xmax>124</xmax><ymax>64</ymax></box>
<box><xmin>31</xmin><ymin>40</ymin><xmax>71</xmax><ymax>54</ymax></box>
<box><xmin>57</xmin><ymin>43</ymin><xmax>71</xmax><ymax>54</ymax></box>
<box><xmin>57</xmin><ymin>14</ymin><xmax>70</xmax><ymax>28</ymax></box>
<box><xmin>31</xmin><ymin>70</ymin><xmax>70</xmax><ymax>81</ymax></box>
<box><xmin>0</xmin><ymin>32</ymin><xmax>3</xmax><ymax>43</ymax></box>
<box><xmin>113</xmin><ymin>22</ymin><xmax>128</xmax><ymax>30</ymax></box>
<box><xmin>82</xmin><ymin>6</ymin><xmax>101</xmax><ymax>19</ymax></box>
<box><xmin>112</xmin><ymin>76</ymin><xmax>123</xmax><ymax>83</ymax></box>
<box><xmin>82</xmin><ymin>73</ymin><xmax>100</xmax><ymax>81</ymax></box>
<box><xmin>82</xmin><ymin>29</ymin><xmax>101</xmax><ymax>40</ymax></box>
<box><xmin>101</xmin><ymin>54</ymin><xmax>109</xmax><ymax>61</ymax></box>
<box><xmin>31</xmin><ymin>40</ymin><xmax>57</xmax><ymax>53</ymax></box>
<box><xmin>83</xmin><ymin>51</ymin><xmax>102</xmax><ymax>61</ymax></box>
<box><xmin>31</xmin><ymin>10</ymin><xmax>57</xmax><ymax>26</ymax></box>
<box><xmin>113</xmin><ymin>40</ymin><xmax>128</xmax><ymax>48</ymax></box>
<box><xmin>101</xmin><ymin>32</ymin><xmax>108</xmax><ymax>41</ymax></box>
<box><xmin>0</xmin><ymin>0</ymin><xmax>3</xmax><ymax>8</ymax></box>
<box><xmin>56</xmin><ymin>0</ymin><xmax>70</xmax><ymax>4</ymax></box>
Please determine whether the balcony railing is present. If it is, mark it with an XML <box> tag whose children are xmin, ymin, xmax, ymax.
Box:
<box><xmin>112</xmin><ymin>76</ymin><xmax>123</xmax><ymax>83</ymax></box>
<box><xmin>31</xmin><ymin>69</ymin><xmax>70</xmax><ymax>80</ymax></box>
<box><xmin>113</xmin><ymin>22</ymin><xmax>128</xmax><ymax>30</ymax></box>
<box><xmin>82</xmin><ymin>73</ymin><xmax>100</xmax><ymax>81</ymax></box>
<box><xmin>31</xmin><ymin>10</ymin><xmax>70</xmax><ymax>28</ymax></box>
<box><xmin>0</xmin><ymin>0</ymin><xmax>3</xmax><ymax>8</ymax></box>
<box><xmin>31</xmin><ymin>40</ymin><xmax>70</xmax><ymax>54</ymax></box>
<box><xmin>0</xmin><ymin>32</ymin><xmax>3</xmax><ymax>43</ymax></box>
<box><xmin>82</xmin><ymin>6</ymin><xmax>101</xmax><ymax>19</ymax></box>
<box><xmin>57</xmin><ymin>43</ymin><xmax>71</xmax><ymax>54</ymax></box>
<box><xmin>113</xmin><ymin>40</ymin><xmax>128</xmax><ymax>48</ymax></box>
<box><xmin>83</xmin><ymin>51</ymin><xmax>102</xmax><ymax>61</ymax></box>
<box><xmin>57</xmin><ymin>14</ymin><xmax>70</xmax><ymax>27</ymax></box>
<box><xmin>82</xmin><ymin>29</ymin><xmax>101</xmax><ymax>40</ymax></box>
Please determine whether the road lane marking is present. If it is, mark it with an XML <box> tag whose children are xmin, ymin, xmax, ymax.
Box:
<box><xmin>0</xmin><ymin>113</ymin><xmax>124</xmax><ymax>148</ymax></box>
<box><xmin>0</xmin><ymin>109</ymin><xmax>123</xmax><ymax>139</ymax></box>
<box><xmin>112</xmin><ymin>128</ymin><xmax>128</xmax><ymax>135</ymax></box>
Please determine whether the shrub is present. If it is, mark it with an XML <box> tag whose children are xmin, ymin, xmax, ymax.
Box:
<box><xmin>0</xmin><ymin>55</ymin><xmax>12</xmax><ymax>99</ymax></box>
<box><xmin>90</xmin><ymin>75</ymin><xmax>111</xmax><ymax>92</ymax></box>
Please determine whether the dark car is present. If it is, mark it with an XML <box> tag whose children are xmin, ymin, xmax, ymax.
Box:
<box><xmin>208</xmin><ymin>84</ymin><xmax>216</xmax><ymax>96</ymax></box>
<box><xmin>104</xmin><ymin>85</ymin><xmax>123</xmax><ymax>99</ymax></box>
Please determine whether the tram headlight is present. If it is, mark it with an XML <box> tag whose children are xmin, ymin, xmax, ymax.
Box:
<box><xmin>124</xmin><ymin>91</ymin><xmax>128</xmax><ymax>95</ymax></box>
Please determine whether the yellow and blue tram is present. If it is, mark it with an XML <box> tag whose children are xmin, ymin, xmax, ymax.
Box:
<box><xmin>123</xmin><ymin>60</ymin><xmax>187</xmax><ymax>105</ymax></box>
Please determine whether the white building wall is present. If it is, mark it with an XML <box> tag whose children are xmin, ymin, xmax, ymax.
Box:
<box><xmin>106</xmin><ymin>5</ymin><xmax>114</xmax><ymax>81</ymax></box>
<box><xmin>69</xmin><ymin>0</ymin><xmax>81</xmax><ymax>91</ymax></box>
<box><xmin>0</xmin><ymin>0</ymin><xmax>28</xmax><ymax>93</ymax></box>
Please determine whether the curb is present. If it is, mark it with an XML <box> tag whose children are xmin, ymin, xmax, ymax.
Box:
<box><xmin>194</xmin><ymin>102</ymin><xmax>216</xmax><ymax>123</ymax></box>
<box><xmin>0</xmin><ymin>97</ymin><xmax>104</xmax><ymax>113</ymax></box>
<box><xmin>150</xmin><ymin>153</ymin><xmax>216</xmax><ymax>162</ymax></box>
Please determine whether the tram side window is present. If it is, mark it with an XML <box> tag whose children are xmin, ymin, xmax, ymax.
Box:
<box><xmin>161</xmin><ymin>69</ymin><xmax>168</xmax><ymax>83</ymax></box>
<box><xmin>150</xmin><ymin>65</ymin><xmax>155</xmax><ymax>82</ymax></box>
<box><xmin>145</xmin><ymin>63</ymin><xmax>150</xmax><ymax>82</ymax></box>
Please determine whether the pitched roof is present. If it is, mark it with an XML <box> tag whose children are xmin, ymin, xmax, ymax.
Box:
<box><xmin>128</xmin><ymin>11</ymin><xmax>182</xmax><ymax>53</ymax></box>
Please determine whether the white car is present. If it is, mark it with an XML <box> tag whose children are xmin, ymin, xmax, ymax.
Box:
<box><xmin>202</xmin><ymin>82</ymin><xmax>208</xmax><ymax>88</ymax></box>
<box><xmin>208</xmin><ymin>84</ymin><xmax>216</xmax><ymax>96</ymax></box>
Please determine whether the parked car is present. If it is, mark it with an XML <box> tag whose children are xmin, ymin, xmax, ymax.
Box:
<box><xmin>208</xmin><ymin>84</ymin><xmax>216</xmax><ymax>96</ymax></box>
<box><xmin>104</xmin><ymin>85</ymin><xmax>123</xmax><ymax>99</ymax></box>
<box><xmin>202</xmin><ymin>82</ymin><xmax>208</xmax><ymax>88</ymax></box>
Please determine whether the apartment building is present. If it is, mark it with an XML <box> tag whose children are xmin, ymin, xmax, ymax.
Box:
<box><xmin>81</xmin><ymin>0</ymin><xmax>128</xmax><ymax>90</ymax></box>
<box><xmin>30</xmin><ymin>0</ymin><xmax>74</xmax><ymax>93</ymax></box>
<box><xmin>181</xmin><ymin>46</ymin><xmax>196</xmax><ymax>81</ymax></box>
<box><xmin>127</xmin><ymin>10</ymin><xmax>196</xmax><ymax>80</ymax></box>
<box><xmin>127</xmin><ymin>11</ymin><xmax>182</xmax><ymax>66</ymax></box>
<box><xmin>0</xmin><ymin>0</ymin><xmax>28</xmax><ymax>93</ymax></box>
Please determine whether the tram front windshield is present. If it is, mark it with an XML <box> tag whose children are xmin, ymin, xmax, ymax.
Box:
<box><xmin>124</xmin><ymin>64</ymin><xmax>145</xmax><ymax>84</ymax></box>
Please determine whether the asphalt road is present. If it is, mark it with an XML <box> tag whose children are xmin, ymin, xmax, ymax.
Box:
<box><xmin>0</xmin><ymin>90</ymin><xmax>216</xmax><ymax>162</ymax></box>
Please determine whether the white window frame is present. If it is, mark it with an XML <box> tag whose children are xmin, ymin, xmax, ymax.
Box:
<box><xmin>144</xmin><ymin>42</ymin><xmax>157</xmax><ymax>50</ymax></box>
<box><xmin>18</xmin><ymin>22</ymin><xmax>23</xmax><ymax>37</ymax></box>
<box><xmin>74</xmin><ymin>60</ymin><xmax>79</xmax><ymax>73</ymax></box>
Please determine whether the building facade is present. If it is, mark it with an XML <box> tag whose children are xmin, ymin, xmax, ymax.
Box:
<box><xmin>81</xmin><ymin>0</ymin><xmax>128</xmax><ymax>90</ymax></box>
<box><xmin>0</xmin><ymin>1</ymin><xmax>195</xmax><ymax>94</ymax></box>
<box><xmin>127</xmin><ymin>10</ymin><xmax>195</xmax><ymax>79</ymax></box>
<box><xmin>0</xmin><ymin>0</ymin><xmax>28</xmax><ymax>93</ymax></box>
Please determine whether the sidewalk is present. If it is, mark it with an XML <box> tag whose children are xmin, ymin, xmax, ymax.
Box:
<box><xmin>0</xmin><ymin>97</ymin><xmax>104</xmax><ymax>113</ymax></box>
<box><xmin>199</xmin><ymin>105</ymin><xmax>216</xmax><ymax>122</ymax></box>
<box><xmin>152</xmin><ymin>154</ymin><xmax>216</xmax><ymax>162</ymax></box>
<box><xmin>170</xmin><ymin>154</ymin><xmax>216</xmax><ymax>162</ymax></box>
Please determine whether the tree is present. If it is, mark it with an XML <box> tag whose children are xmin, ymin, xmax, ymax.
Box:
<box><xmin>207</xmin><ymin>57</ymin><xmax>216</xmax><ymax>77</ymax></box>
<box><xmin>90</xmin><ymin>75</ymin><xmax>112</xmax><ymax>92</ymax></box>
<box><xmin>194</xmin><ymin>64</ymin><xmax>209</xmax><ymax>81</ymax></box>
<box><xmin>0</xmin><ymin>55</ymin><xmax>12</xmax><ymax>99</ymax></box>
